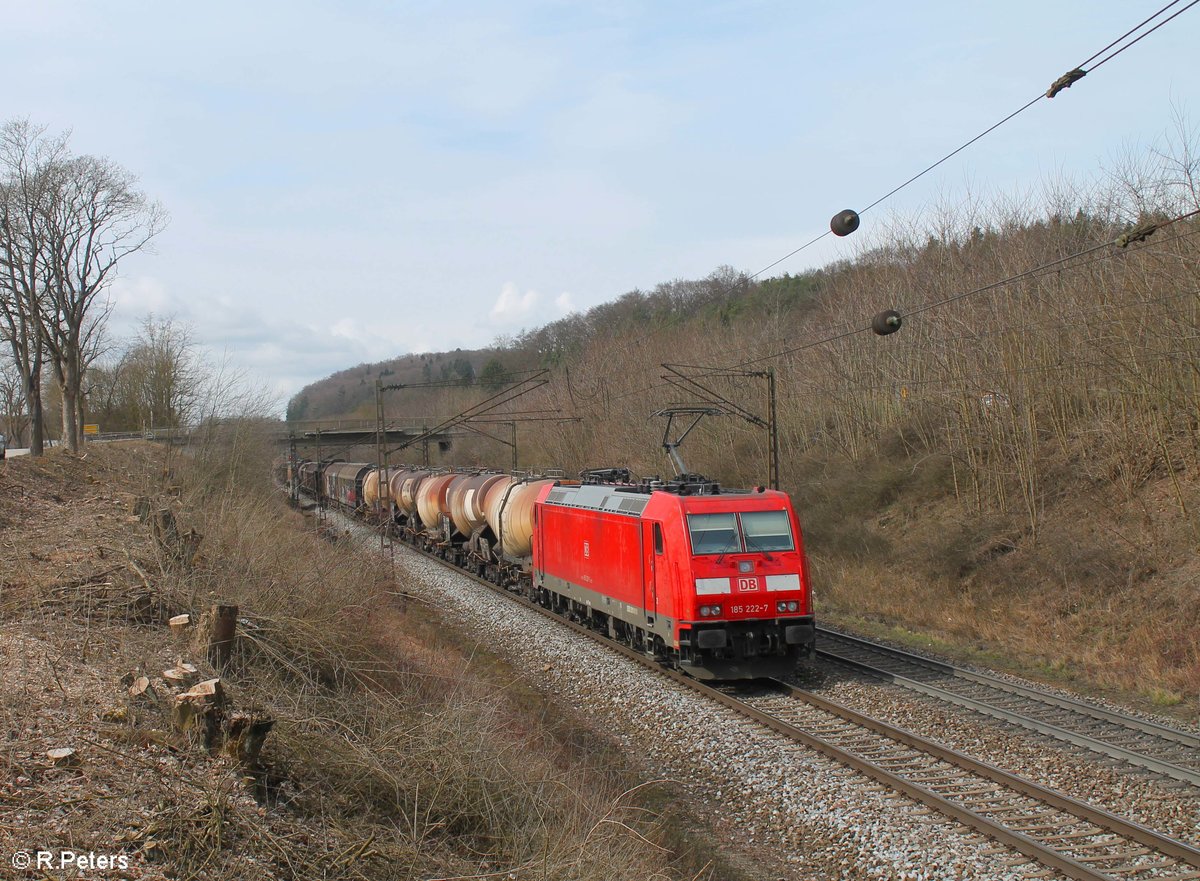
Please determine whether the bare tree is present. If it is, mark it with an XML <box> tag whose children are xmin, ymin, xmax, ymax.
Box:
<box><xmin>131</xmin><ymin>314</ymin><xmax>201</xmax><ymax>429</ymax></box>
<box><xmin>40</xmin><ymin>153</ymin><xmax>166</xmax><ymax>450</ymax></box>
<box><xmin>84</xmin><ymin>315</ymin><xmax>203</xmax><ymax>432</ymax></box>
<box><xmin>0</xmin><ymin>352</ymin><xmax>28</xmax><ymax>445</ymax></box>
<box><xmin>0</xmin><ymin>120</ymin><xmax>67</xmax><ymax>457</ymax></box>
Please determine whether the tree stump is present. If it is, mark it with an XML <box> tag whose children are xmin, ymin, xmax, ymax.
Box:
<box><xmin>172</xmin><ymin>678</ymin><xmax>225</xmax><ymax>751</ymax></box>
<box><xmin>162</xmin><ymin>662</ymin><xmax>199</xmax><ymax>687</ymax></box>
<box><xmin>152</xmin><ymin>508</ymin><xmax>178</xmax><ymax>546</ymax></box>
<box><xmin>226</xmin><ymin>714</ymin><xmax>275</xmax><ymax>767</ymax></box>
<box><xmin>193</xmin><ymin>604</ymin><xmax>238</xmax><ymax>670</ymax></box>
<box><xmin>47</xmin><ymin>747</ymin><xmax>80</xmax><ymax>768</ymax></box>
<box><xmin>132</xmin><ymin>496</ymin><xmax>153</xmax><ymax>522</ymax></box>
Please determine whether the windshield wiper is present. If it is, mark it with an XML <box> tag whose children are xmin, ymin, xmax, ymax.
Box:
<box><xmin>715</xmin><ymin>536</ymin><xmax>741</xmax><ymax>565</ymax></box>
<box><xmin>742</xmin><ymin>539</ymin><xmax>776</xmax><ymax>561</ymax></box>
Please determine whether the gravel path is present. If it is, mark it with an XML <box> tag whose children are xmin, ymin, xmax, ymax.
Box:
<box><xmin>345</xmin><ymin>521</ymin><xmax>1071</xmax><ymax>881</ymax></box>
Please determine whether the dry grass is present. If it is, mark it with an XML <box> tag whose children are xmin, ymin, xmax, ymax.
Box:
<box><xmin>0</xmin><ymin>441</ymin><xmax>737</xmax><ymax>881</ymax></box>
<box><xmin>802</xmin><ymin>444</ymin><xmax>1200</xmax><ymax>715</ymax></box>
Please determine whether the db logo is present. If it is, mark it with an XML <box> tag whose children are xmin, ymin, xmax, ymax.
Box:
<box><xmin>583</xmin><ymin>541</ymin><xmax>590</xmax><ymax>558</ymax></box>
<box><xmin>737</xmin><ymin>577</ymin><xmax>758</xmax><ymax>592</ymax></box>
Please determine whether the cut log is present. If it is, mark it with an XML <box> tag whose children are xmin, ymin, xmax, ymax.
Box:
<box><xmin>169</xmin><ymin>614</ymin><xmax>191</xmax><ymax>636</ymax></box>
<box><xmin>128</xmin><ymin>676</ymin><xmax>154</xmax><ymax>700</ymax></box>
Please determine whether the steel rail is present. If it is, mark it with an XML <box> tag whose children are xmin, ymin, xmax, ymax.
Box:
<box><xmin>820</xmin><ymin>628</ymin><xmax>1200</xmax><ymax>747</ymax></box>
<box><xmin>348</xmin><ymin>518</ymin><xmax>1200</xmax><ymax>881</ymax></box>
<box><xmin>817</xmin><ymin>628</ymin><xmax>1200</xmax><ymax>787</ymax></box>
<box><xmin>765</xmin><ymin>680</ymin><xmax>1200</xmax><ymax>869</ymax></box>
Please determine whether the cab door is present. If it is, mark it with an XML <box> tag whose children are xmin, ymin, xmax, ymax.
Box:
<box><xmin>641</xmin><ymin>521</ymin><xmax>664</xmax><ymax>624</ymax></box>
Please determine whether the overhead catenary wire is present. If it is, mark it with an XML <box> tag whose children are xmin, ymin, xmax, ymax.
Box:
<box><xmin>755</xmin><ymin>0</ymin><xmax>1199</xmax><ymax>276</ymax></box>
<box><xmin>647</xmin><ymin>337</ymin><xmax>1200</xmax><ymax>448</ymax></box>
<box><xmin>1083</xmin><ymin>0</ymin><xmax>1200</xmax><ymax>72</ymax></box>
<box><xmin>672</xmin><ymin>232</ymin><xmax>1200</xmax><ymax>382</ymax></box>
<box><xmin>867</xmin><ymin>286</ymin><xmax>1200</xmax><ymax>352</ymax></box>
<box><xmin>605</xmin><ymin>211</ymin><xmax>1200</xmax><ymax>405</ymax></box>
<box><xmin>728</xmin><ymin>208</ymin><xmax>1200</xmax><ymax>372</ymax></box>
<box><xmin>798</xmin><ymin>343</ymin><xmax>1200</xmax><ymax>398</ymax></box>
<box><xmin>660</xmin><ymin>292</ymin><xmax>1200</xmax><ymax>384</ymax></box>
<box><xmin>569</xmin><ymin>2</ymin><xmax>1200</xmax><ymax>404</ymax></box>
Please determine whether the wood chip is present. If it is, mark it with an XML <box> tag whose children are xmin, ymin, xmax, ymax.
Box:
<box><xmin>47</xmin><ymin>747</ymin><xmax>79</xmax><ymax>767</ymax></box>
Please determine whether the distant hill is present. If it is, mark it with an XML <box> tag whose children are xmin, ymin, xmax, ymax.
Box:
<box><xmin>284</xmin><ymin>266</ymin><xmax>823</xmax><ymax>424</ymax></box>
<box><xmin>286</xmin><ymin>347</ymin><xmax>501</xmax><ymax>423</ymax></box>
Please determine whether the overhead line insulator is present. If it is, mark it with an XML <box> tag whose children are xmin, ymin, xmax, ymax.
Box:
<box><xmin>872</xmin><ymin>309</ymin><xmax>903</xmax><ymax>336</ymax></box>
<box><xmin>831</xmin><ymin>209</ymin><xmax>861</xmax><ymax>237</ymax></box>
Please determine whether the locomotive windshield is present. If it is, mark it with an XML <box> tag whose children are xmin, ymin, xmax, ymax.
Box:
<box><xmin>687</xmin><ymin>513</ymin><xmax>739</xmax><ymax>554</ymax></box>
<box><xmin>687</xmin><ymin>510</ymin><xmax>795</xmax><ymax>555</ymax></box>
<box><xmin>741</xmin><ymin>510</ymin><xmax>795</xmax><ymax>552</ymax></box>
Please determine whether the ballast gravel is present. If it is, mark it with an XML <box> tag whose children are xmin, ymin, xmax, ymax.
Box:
<box><xmin>340</xmin><ymin>523</ymin><xmax>1068</xmax><ymax>881</ymax></box>
<box><xmin>794</xmin><ymin>669</ymin><xmax>1200</xmax><ymax>846</ymax></box>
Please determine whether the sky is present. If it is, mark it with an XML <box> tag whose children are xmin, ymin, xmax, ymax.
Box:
<box><xmin>2</xmin><ymin>1</ymin><xmax>1198</xmax><ymax>409</ymax></box>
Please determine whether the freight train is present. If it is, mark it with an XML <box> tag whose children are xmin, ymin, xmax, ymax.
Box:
<box><xmin>283</xmin><ymin>459</ymin><xmax>815</xmax><ymax>679</ymax></box>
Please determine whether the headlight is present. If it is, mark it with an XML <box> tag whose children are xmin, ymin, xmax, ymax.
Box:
<box><xmin>787</xmin><ymin>601</ymin><xmax>799</xmax><ymax>612</ymax></box>
<box><xmin>776</xmin><ymin>601</ymin><xmax>787</xmax><ymax>612</ymax></box>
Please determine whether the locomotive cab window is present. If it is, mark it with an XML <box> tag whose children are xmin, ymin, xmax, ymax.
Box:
<box><xmin>687</xmin><ymin>513</ymin><xmax>741</xmax><ymax>555</ymax></box>
<box><xmin>653</xmin><ymin>522</ymin><xmax>664</xmax><ymax>555</ymax></box>
<box><xmin>741</xmin><ymin>510</ymin><xmax>795</xmax><ymax>552</ymax></box>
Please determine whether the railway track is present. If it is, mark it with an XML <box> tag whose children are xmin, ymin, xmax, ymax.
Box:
<box><xmin>357</xmin><ymin>523</ymin><xmax>1200</xmax><ymax>881</ymax></box>
<box><xmin>815</xmin><ymin>628</ymin><xmax>1200</xmax><ymax>788</ymax></box>
<box><xmin>729</xmin><ymin>681</ymin><xmax>1200</xmax><ymax>881</ymax></box>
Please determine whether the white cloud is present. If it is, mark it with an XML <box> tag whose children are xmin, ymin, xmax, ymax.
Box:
<box><xmin>490</xmin><ymin>282</ymin><xmax>540</xmax><ymax>322</ymax></box>
<box><xmin>555</xmin><ymin>291</ymin><xmax>575</xmax><ymax>313</ymax></box>
<box><xmin>108</xmin><ymin>275</ymin><xmax>176</xmax><ymax>320</ymax></box>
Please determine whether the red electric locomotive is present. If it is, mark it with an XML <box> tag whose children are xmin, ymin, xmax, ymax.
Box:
<box><xmin>532</xmin><ymin>471</ymin><xmax>815</xmax><ymax>679</ymax></box>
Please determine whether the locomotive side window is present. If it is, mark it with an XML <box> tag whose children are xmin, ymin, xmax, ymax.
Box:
<box><xmin>653</xmin><ymin>522</ymin><xmax>664</xmax><ymax>555</ymax></box>
<box><xmin>687</xmin><ymin>513</ymin><xmax>741</xmax><ymax>555</ymax></box>
<box><xmin>741</xmin><ymin>510</ymin><xmax>795</xmax><ymax>552</ymax></box>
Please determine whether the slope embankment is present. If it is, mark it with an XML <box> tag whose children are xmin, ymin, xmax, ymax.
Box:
<box><xmin>0</xmin><ymin>443</ymin><xmax>739</xmax><ymax>881</ymax></box>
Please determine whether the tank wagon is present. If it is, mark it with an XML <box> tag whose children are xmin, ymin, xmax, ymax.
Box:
<box><xmin>290</xmin><ymin>462</ymin><xmax>815</xmax><ymax>679</ymax></box>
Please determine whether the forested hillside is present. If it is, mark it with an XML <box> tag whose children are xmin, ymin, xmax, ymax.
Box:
<box><xmin>289</xmin><ymin>150</ymin><xmax>1200</xmax><ymax>710</ymax></box>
